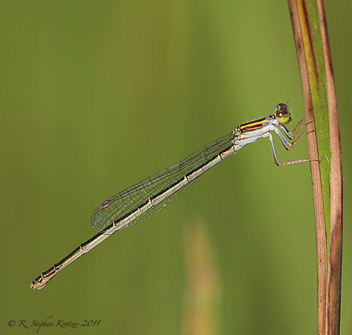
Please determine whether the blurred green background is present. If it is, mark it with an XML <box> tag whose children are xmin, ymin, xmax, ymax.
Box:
<box><xmin>0</xmin><ymin>1</ymin><xmax>350</xmax><ymax>334</ymax></box>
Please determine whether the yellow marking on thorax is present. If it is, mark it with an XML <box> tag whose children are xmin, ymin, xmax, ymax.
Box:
<box><xmin>240</xmin><ymin>119</ymin><xmax>266</xmax><ymax>131</ymax></box>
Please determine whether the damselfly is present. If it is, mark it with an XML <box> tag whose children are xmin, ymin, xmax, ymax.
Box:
<box><xmin>30</xmin><ymin>103</ymin><xmax>309</xmax><ymax>290</ymax></box>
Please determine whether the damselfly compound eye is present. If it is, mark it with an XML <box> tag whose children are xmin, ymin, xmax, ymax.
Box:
<box><xmin>275</xmin><ymin>103</ymin><xmax>292</xmax><ymax>124</ymax></box>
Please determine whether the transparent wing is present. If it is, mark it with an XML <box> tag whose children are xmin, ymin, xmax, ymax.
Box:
<box><xmin>91</xmin><ymin>132</ymin><xmax>234</xmax><ymax>232</ymax></box>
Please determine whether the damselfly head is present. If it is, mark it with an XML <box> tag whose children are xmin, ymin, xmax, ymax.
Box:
<box><xmin>275</xmin><ymin>103</ymin><xmax>292</xmax><ymax>124</ymax></box>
